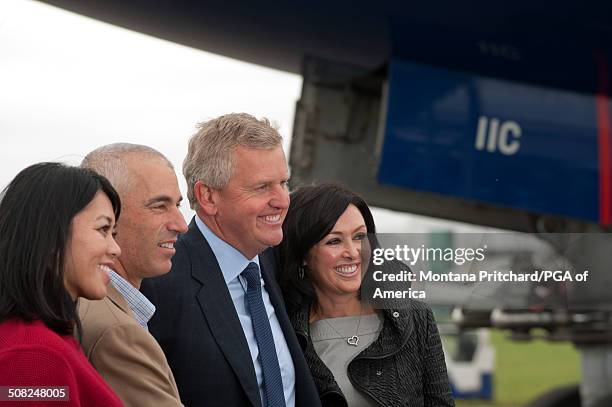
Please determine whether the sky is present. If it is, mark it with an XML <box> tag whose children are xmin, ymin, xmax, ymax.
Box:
<box><xmin>0</xmin><ymin>0</ymin><xmax>302</xmax><ymax>218</ymax></box>
<box><xmin>0</xmin><ymin>0</ymin><xmax>485</xmax><ymax>233</ymax></box>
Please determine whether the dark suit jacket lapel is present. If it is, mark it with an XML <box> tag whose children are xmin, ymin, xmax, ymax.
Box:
<box><xmin>184</xmin><ymin>221</ymin><xmax>262</xmax><ymax>407</ymax></box>
<box><xmin>259</xmin><ymin>251</ymin><xmax>310</xmax><ymax>397</ymax></box>
<box><xmin>259</xmin><ymin>252</ymin><xmax>288</xmax><ymax>325</ymax></box>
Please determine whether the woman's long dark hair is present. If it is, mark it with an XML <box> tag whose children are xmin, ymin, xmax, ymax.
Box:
<box><xmin>277</xmin><ymin>183</ymin><xmax>376</xmax><ymax>311</ymax></box>
<box><xmin>0</xmin><ymin>162</ymin><xmax>120</xmax><ymax>337</ymax></box>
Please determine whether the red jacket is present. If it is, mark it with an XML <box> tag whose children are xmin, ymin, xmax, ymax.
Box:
<box><xmin>0</xmin><ymin>318</ymin><xmax>123</xmax><ymax>406</ymax></box>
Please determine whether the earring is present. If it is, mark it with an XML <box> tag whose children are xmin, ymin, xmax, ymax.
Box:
<box><xmin>298</xmin><ymin>265</ymin><xmax>305</xmax><ymax>279</ymax></box>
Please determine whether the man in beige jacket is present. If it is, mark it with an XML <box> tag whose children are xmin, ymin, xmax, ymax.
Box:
<box><xmin>78</xmin><ymin>143</ymin><xmax>188</xmax><ymax>406</ymax></box>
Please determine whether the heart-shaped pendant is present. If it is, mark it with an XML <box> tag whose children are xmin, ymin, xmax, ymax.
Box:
<box><xmin>347</xmin><ymin>335</ymin><xmax>359</xmax><ymax>346</ymax></box>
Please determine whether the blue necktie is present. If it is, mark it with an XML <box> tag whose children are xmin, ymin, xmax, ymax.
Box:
<box><xmin>242</xmin><ymin>262</ymin><xmax>286</xmax><ymax>407</ymax></box>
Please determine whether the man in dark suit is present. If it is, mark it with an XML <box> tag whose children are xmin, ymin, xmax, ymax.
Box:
<box><xmin>141</xmin><ymin>113</ymin><xmax>321</xmax><ymax>407</ymax></box>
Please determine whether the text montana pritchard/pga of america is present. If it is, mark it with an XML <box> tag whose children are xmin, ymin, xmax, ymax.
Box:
<box><xmin>369</xmin><ymin>269</ymin><xmax>590</xmax><ymax>300</ymax></box>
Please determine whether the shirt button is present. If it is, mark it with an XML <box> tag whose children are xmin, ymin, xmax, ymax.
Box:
<box><xmin>376</xmin><ymin>370</ymin><xmax>383</xmax><ymax>376</ymax></box>
<box><xmin>393</xmin><ymin>311</ymin><xmax>399</xmax><ymax>318</ymax></box>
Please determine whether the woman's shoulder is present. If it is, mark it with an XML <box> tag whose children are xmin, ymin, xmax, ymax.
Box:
<box><xmin>0</xmin><ymin>319</ymin><xmax>123</xmax><ymax>406</ymax></box>
<box><xmin>0</xmin><ymin>319</ymin><xmax>89</xmax><ymax>383</ymax></box>
<box><xmin>379</xmin><ymin>299</ymin><xmax>436</xmax><ymax>337</ymax></box>
<box><xmin>0</xmin><ymin>318</ymin><xmax>79</xmax><ymax>355</ymax></box>
<box><xmin>382</xmin><ymin>298</ymin><xmax>434</xmax><ymax>320</ymax></box>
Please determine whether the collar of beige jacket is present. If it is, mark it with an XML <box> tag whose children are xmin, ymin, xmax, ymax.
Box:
<box><xmin>105</xmin><ymin>283</ymin><xmax>136</xmax><ymax>318</ymax></box>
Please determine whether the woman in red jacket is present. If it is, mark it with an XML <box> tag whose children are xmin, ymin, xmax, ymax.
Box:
<box><xmin>0</xmin><ymin>162</ymin><xmax>124</xmax><ymax>406</ymax></box>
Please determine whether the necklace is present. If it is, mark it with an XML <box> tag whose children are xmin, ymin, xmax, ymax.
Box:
<box><xmin>321</xmin><ymin>305</ymin><xmax>363</xmax><ymax>347</ymax></box>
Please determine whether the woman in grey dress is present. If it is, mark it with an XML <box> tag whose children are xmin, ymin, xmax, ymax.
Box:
<box><xmin>277</xmin><ymin>183</ymin><xmax>454</xmax><ymax>407</ymax></box>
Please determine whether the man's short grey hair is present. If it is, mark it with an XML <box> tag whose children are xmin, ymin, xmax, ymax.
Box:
<box><xmin>81</xmin><ymin>143</ymin><xmax>173</xmax><ymax>194</ymax></box>
<box><xmin>183</xmin><ymin>113</ymin><xmax>283</xmax><ymax>209</ymax></box>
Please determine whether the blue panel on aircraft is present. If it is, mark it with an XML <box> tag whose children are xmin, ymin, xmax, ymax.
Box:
<box><xmin>378</xmin><ymin>59</ymin><xmax>602</xmax><ymax>222</ymax></box>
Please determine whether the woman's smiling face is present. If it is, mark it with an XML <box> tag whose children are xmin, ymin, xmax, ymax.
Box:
<box><xmin>63</xmin><ymin>191</ymin><xmax>121</xmax><ymax>300</ymax></box>
<box><xmin>305</xmin><ymin>204</ymin><xmax>368</xmax><ymax>299</ymax></box>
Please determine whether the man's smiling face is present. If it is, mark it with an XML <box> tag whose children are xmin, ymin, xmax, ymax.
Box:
<box><xmin>114</xmin><ymin>155</ymin><xmax>188</xmax><ymax>286</ymax></box>
<box><xmin>209</xmin><ymin>145</ymin><xmax>290</xmax><ymax>259</ymax></box>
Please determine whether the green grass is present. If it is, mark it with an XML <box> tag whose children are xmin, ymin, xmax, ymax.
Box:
<box><xmin>455</xmin><ymin>329</ymin><xmax>581</xmax><ymax>407</ymax></box>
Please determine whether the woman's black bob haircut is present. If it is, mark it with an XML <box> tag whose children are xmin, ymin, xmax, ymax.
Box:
<box><xmin>277</xmin><ymin>182</ymin><xmax>376</xmax><ymax>310</ymax></box>
<box><xmin>0</xmin><ymin>162</ymin><xmax>120</xmax><ymax>336</ymax></box>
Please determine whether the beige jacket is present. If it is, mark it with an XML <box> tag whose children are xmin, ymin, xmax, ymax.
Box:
<box><xmin>78</xmin><ymin>285</ymin><xmax>182</xmax><ymax>407</ymax></box>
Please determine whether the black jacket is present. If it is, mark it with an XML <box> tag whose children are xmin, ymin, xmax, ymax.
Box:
<box><xmin>288</xmin><ymin>301</ymin><xmax>455</xmax><ymax>407</ymax></box>
<box><xmin>141</xmin><ymin>220</ymin><xmax>322</xmax><ymax>407</ymax></box>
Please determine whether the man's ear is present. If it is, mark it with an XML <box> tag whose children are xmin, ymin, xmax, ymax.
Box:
<box><xmin>194</xmin><ymin>181</ymin><xmax>217</xmax><ymax>216</ymax></box>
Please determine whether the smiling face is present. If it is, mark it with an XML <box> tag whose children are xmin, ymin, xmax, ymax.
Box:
<box><xmin>114</xmin><ymin>155</ymin><xmax>188</xmax><ymax>286</ymax></box>
<box><xmin>63</xmin><ymin>191</ymin><xmax>121</xmax><ymax>300</ymax></box>
<box><xmin>208</xmin><ymin>145</ymin><xmax>290</xmax><ymax>259</ymax></box>
<box><xmin>305</xmin><ymin>204</ymin><xmax>368</xmax><ymax>301</ymax></box>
